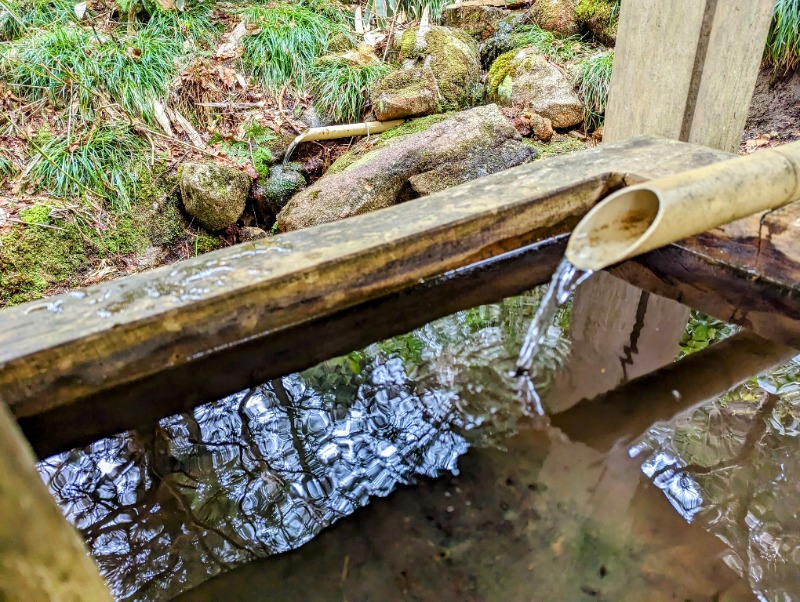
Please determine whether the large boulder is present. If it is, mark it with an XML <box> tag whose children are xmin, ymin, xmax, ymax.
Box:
<box><xmin>179</xmin><ymin>163</ymin><xmax>251</xmax><ymax>231</ymax></box>
<box><xmin>372</xmin><ymin>67</ymin><xmax>439</xmax><ymax>121</ymax></box>
<box><xmin>394</xmin><ymin>25</ymin><xmax>482</xmax><ymax>112</ymax></box>
<box><xmin>530</xmin><ymin>0</ymin><xmax>580</xmax><ymax>37</ymax></box>
<box><xmin>487</xmin><ymin>47</ymin><xmax>584</xmax><ymax>128</ymax></box>
<box><xmin>277</xmin><ymin>105</ymin><xmax>537</xmax><ymax>231</ymax></box>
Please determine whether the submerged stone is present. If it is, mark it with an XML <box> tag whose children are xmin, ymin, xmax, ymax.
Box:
<box><xmin>180</xmin><ymin>163</ymin><xmax>251</xmax><ymax>231</ymax></box>
<box><xmin>277</xmin><ymin>104</ymin><xmax>537</xmax><ymax>231</ymax></box>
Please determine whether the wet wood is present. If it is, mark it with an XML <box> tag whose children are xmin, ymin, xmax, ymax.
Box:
<box><xmin>0</xmin><ymin>136</ymin><xmax>732</xmax><ymax>458</ymax></box>
<box><xmin>566</xmin><ymin>0</ymin><xmax>776</xmax><ymax>411</ymax></box>
<box><xmin>0</xmin><ymin>402</ymin><xmax>112</xmax><ymax>601</ymax></box>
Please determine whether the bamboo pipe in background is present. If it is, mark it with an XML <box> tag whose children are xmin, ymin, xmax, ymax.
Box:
<box><xmin>283</xmin><ymin>119</ymin><xmax>405</xmax><ymax>163</ymax></box>
<box><xmin>566</xmin><ymin>140</ymin><xmax>800</xmax><ymax>271</ymax></box>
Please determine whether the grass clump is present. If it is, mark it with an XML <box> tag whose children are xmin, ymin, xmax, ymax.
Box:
<box><xmin>507</xmin><ymin>25</ymin><xmax>582</xmax><ymax>62</ymax></box>
<box><xmin>573</xmin><ymin>50</ymin><xmax>613</xmax><ymax>129</ymax></box>
<box><xmin>364</xmin><ymin>0</ymin><xmax>445</xmax><ymax>24</ymax></box>
<box><xmin>142</xmin><ymin>2</ymin><xmax>220</xmax><ymax>47</ymax></box>
<box><xmin>766</xmin><ymin>0</ymin><xmax>800</xmax><ymax>72</ymax></box>
<box><xmin>310</xmin><ymin>56</ymin><xmax>391</xmax><ymax>123</ymax></box>
<box><xmin>240</xmin><ymin>2</ymin><xmax>350</xmax><ymax>92</ymax></box>
<box><xmin>2</xmin><ymin>25</ymin><xmax>180</xmax><ymax>122</ymax></box>
<box><xmin>28</xmin><ymin>122</ymin><xmax>147</xmax><ymax>209</ymax></box>
<box><xmin>0</xmin><ymin>0</ymin><xmax>75</xmax><ymax>40</ymax></box>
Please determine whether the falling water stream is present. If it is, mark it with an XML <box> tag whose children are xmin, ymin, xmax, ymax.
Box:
<box><xmin>514</xmin><ymin>258</ymin><xmax>593</xmax><ymax>416</ymax></box>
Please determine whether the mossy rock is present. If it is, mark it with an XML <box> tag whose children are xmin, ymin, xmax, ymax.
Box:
<box><xmin>530</xmin><ymin>0</ymin><xmax>580</xmax><ymax>37</ymax></box>
<box><xmin>487</xmin><ymin>47</ymin><xmax>584</xmax><ymax>128</ymax></box>
<box><xmin>256</xmin><ymin>163</ymin><xmax>307</xmax><ymax>215</ymax></box>
<box><xmin>371</xmin><ymin>67</ymin><xmax>439</xmax><ymax>121</ymax></box>
<box><xmin>576</xmin><ymin>0</ymin><xmax>618</xmax><ymax>46</ymax></box>
<box><xmin>179</xmin><ymin>162</ymin><xmax>252</xmax><ymax>231</ymax></box>
<box><xmin>442</xmin><ymin>4</ymin><xmax>511</xmax><ymax>42</ymax></box>
<box><xmin>396</xmin><ymin>25</ymin><xmax>481</xmax><ymax>112</ymax></box>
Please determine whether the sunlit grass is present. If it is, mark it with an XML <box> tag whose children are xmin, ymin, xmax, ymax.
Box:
<box><xmin>143</xmin><ymin>2</ymin><xmax>221</xmax><ymax>47</ymax></box>
<box><xmin>240</xmin><ymin>2</ymin><xmax>350</xmax><ymax>92</ymax></box>
<box><xmin>310</xmin><ymin>56</ymin><xmax>390</xmax><ymax>123</ymax></box>
<box><xmin>1</xmin><ymin>25</ymin><xmax>180</xmax><ymax>122</ymax></box>
<box><xmin>766</xmin><ymin>0</ymin><xmax>800</xmax><ymax>72</ymax></box>
<box><xmin>573</xmin><ymin>50</ymin><xmax>613</xmax><ymax>129</ymax></box>
<box><xmin>27</xmin><ymin>122</ymin><xmax>146</xmax><ymax>209</ymax></box>
<box><xmin>0</xmin><ymin>0</ymin><xmax>74</xmax><ymax>40</ymax></box>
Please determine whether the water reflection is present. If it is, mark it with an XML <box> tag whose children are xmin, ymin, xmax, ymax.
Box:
<box><xmin>38</xmin><ymin>291</ymin><xmax>569</xmax><ymax>601</ymax></box>
<box><xmin>634</xmin><ymin>359</ymin><xmax>800</xmax><ymax>601</ymax></box>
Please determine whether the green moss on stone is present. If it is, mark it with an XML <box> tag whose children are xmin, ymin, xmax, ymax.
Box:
<box><xmin>575</xmin><ymin>0</ymin><xmax>618</xmax><ymax>45</ymax></box>
<box><xmin>380</xmin><ymin>113</ymin><xmax>449</xmax><ymax>140</ymax></box>
<box><xmin>486</xmin><ymin>49</ymin><xmax>521</xmax><ymax>98</ymax></box>
<box><xmin>19</xmin><ymin>204</ymin><xmax>52</xmax><ymax>225</ymax></box>
<box><xmin>398</xmin><ymin>26</ymin><xmax>480</xmax><ymax>111</ymax></box>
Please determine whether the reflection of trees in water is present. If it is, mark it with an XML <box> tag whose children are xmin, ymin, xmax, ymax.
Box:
<box><xmin>38</xmin><ymin>291</ymin><xmax>571</xmax><ymax>601</ymax></box>
<box><xmin>635</xmin><ymin>359</ymin><xmax>800</xmax><ymax>601</ymax></box>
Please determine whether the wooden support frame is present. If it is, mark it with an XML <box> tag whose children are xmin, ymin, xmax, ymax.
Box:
<box><xmin>2</xmin><ymin>136</ymin><xmax>800</xmax><ymax>458</ymax></box>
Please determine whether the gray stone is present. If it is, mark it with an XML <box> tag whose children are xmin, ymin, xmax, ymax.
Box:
<box><xmin>530</xmin><ymin>0</ymin><xmax>580</xmax><ymax>37</ymax></box>
<box><xmin>394</xmin><ymin>25</ymin><xmax>482</xmax><ymax>111</ymax></box>
<box><xmin>256</xmin><ymin>164</ymin><xmax>307</xmax><ymax>216</ymax></box>
<box><xmin>372</xmin><ymin>67</ymin><xmax>439</xmax><ymax>121</ymax></box>
<box><xmin>277</xmin><ymin>104</ymin><xmax>537</xmax><ymax>231</ymax></box>
<box><xmin>180</xmin><ymin>163</ymin><xmax>251</xmax><ymax>231</ymax></box>
<box><xmin>239</xmin><ymin>226</ymin><xmax>268</xmax><ymax>242</ymax></box>
<box><xmin>488</xmin><ymin>48</ymin><xmax>584</xmax><ymax>128</ymax></box>
<box><xmin>442</xmin><ymin>4</ymin><xmax>511</xmax><ymax>41</ymax></box>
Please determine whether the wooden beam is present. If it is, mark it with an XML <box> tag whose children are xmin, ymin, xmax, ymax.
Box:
<box><xmin>561</xmin><ymin>0</ymin><xmax>776</xmax><ymax>411</ymax></box>
<box><xmin>0</xmin><ymin>136</ymin><xmax>731</xmax><ymax>458</ymax></box>
<box><xmin>0</xmin><ymin>402</ymin><xmax>112</xmax><ymax>600</ymax></box>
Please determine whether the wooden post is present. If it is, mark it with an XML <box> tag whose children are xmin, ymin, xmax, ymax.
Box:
<box><xmin>550</xmin><ymin>0</ymin><xmax>775</xmax><ymax>411</ymax></box>
<box><xmin>0</xmin><ymin>402</ymin><xmax>112</xmax><ymax>601</ymax></box>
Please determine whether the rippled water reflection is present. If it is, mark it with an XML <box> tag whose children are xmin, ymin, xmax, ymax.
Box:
<box><xmin>37</xmin><ymin>285</ymin><xmax>800</xmax><ymax>601</ymax></box>
<box><xmin>634</xmin><ymin>359</ymin><xmax>800</xmax><ymax>601</ymax></box>
<box><xmin>38</xmin><ymin>292</ymin><xmax>569</xmax><ymax>601</ymax></box>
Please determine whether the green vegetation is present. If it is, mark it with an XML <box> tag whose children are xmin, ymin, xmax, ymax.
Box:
<box><xmin>3</xmin><ymin>25</ymin><xmax>180</xmax><ymax>122</ymax></box>
<box><xmin>241</xmin><ymin>2</ymin><xmax>350</xmax><ymax>92</ymax></box>
<box><xmin>506</xmin><ymin>25</ymin><xmax>583</xmax><ymax>63</ymax></box>
<box><xmin>525</xmin><ymin>136</ymin><xmax>587</xmax><ymax>159</ymax></box>
<box><xmin>311</xmin><ymin>56</ymin><xmax>391</xmax><ymax>123</ymax></box>
<box><xmin>364</xmin><ymin>0</ymin><xmax>445</xmax><ymax>25</ymax></box>
<box><xmin>766</xmin><ymin>0</ymin><xmax>800</xmax><ymax>72</ymax></box>
<box><xmin>575</xmin><ymin>0</ymin><xmax>619</xmax><ymax>46</ymax></box>
<box><xmin>28</xmin><ymin>123</ymin><xmax>146</xmax><ymax>209</ymax></box>
<box><xmin>380</xmin><ymin>113</ymin><xmax>448</xmax><ymax>140</ymax></box>
<box><xmin>573</xmin><ymin>50</ymin><xmax>613</xmax><ymax>129</ymax></box>
<box><xmin>678</xmin><ymin>310</ymin><xmax>737</xmax><ymax>357</ymax></box>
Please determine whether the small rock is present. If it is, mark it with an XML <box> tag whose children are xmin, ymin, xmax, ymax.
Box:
<box><xmin>530</xmin><ymin>0</ymin><xmax>580</xmax><ymax>37</ymax></box>
<box><xmin>256</xmin><ymin>163</ymin><xmax>307</xmax><ymax>216</ymax></box>
<box><xmin>488</xmin><ymin>47</ymin><xmax>584</xmax><ymax>128</ymax></box>
<box><xmin>592</xmin><ymin>126</ymin><xmax>604</xmax><ymax>142</ymax></box>
<box><xmin>569</xmin><ymin>130</ymin><xmax>588</xmax><ymax>140</ymax></box>
<box><xmin>239</xmin><ymin>226</ymin><xmax>268</xmax><ymax>242</ymax></box>
<box><xmin>372</xmin><ymin>67</ymin><xmax>439</xmax><ymax>121</ymax></box>
<box><xmin>136</xmin><ymin>246</ymin><xmax>168</xmax><ymax>270</ymax></box>
<box><xmin>442</xmin><ymin>4</ymin><xmax>511</xmax><ymax>41</ymax></box>
<box><xmin>180</xmin><ymin>163</ymin><xmax>252</xmax><ymax>231</ymax></box>
<box><xmin>530</xmin><ymin>113</ymin><xmax>554</xmax><ymax>142</ymax></box>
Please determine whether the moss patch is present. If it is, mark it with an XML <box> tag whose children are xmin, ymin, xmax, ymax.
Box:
<box><xmin>398</xmin><ymin>26</ymin><xmax>481</xmax><ymax>111</ymax></box>
<box><xmin>486</xmin><ymin>49</ymin><xmax>523</xmax><ymax>99</ymax></box>
<box><xmin>524</xmin><ymin>136</ymin><xmax>587</xmax><ymax>159</ymax></box>
<box><xmin>576</xmin><ymin>0</ymin><xmax>618</xmax><ymax>46</ymax></box>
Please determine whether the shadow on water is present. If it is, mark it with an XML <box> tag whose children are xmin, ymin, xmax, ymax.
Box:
<box><xmin>37</xmin><ymin>287</ymin><xmax>800</xmax><ymax>601</ymax></box>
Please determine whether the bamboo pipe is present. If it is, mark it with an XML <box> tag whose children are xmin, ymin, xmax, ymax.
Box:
<box><xmin>283</xmin><ymin>119</ymin><xmax>405</xmax><ymax>162</ymax></box>
<box><xmin>566</xmin><ymin>140</ymin><xmax>800</xmax><ymax>271</ymax></box>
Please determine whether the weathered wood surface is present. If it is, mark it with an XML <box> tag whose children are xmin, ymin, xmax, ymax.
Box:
<box><xmin>565</xmin><ymin>0</ymin><xmax>776</xmax><ymax>411</ymax></box>
<box><xmin>0</xmin><ymin>136</ymin><xmax>734</xmax><ymax>458</ymax></box>
<box><xmin>0</xmin><ymin>403</ymin><xmax>112</xmax><ymax>601</ymax></box>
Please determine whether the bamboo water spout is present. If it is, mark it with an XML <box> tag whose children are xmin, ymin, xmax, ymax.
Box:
<box><xmin>566</xmin><ymin>140</ymin><xmax>800</xmax><ymax>271</ymax></box>
<box><xmin>283</xmin><ymin>119</ymin><xmax>404</xmax><ymax>164</ymax></box>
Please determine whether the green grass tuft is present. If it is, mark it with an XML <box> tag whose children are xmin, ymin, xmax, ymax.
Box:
<box><xmin>766</xmin><ymin>0</ymin><xmax>800</xmax><ymax>72</ymax></box>
<box><xmin>0</xmin><ymin>0</ymin><xmax>75</xmax><ymax>41</ymax></box>
<box><xmin>27</xmin><ymin>122</ymin><xmax>147</xmax><ymax>209</ymax></box>
<box><xmin>2</xmin><ymin>25</ymin><xmax>180</xmax><ymax>122</ymax></box>
<box><xmin>143</xmin><ymin>2</ymin><xmax>220</xmax><ymax>48</ymax></box>
<box><xmin>364</xmin><ymin>0</ymin><xmax>445</xmax><ymax>23</ymax></box>
<box><xmin>240</xmin><ymin>2</ymin><xmax>350</xmax><ymax>92</ymax></box>
<box><xmin>573</xmin><ymin>50</ymin><xmax>613</xmax><ymax>129</ymax></box>
<box><xmin>507</xmin><ymin>25</ymin><xmax>582</xmax><ymax>62</ymax></box>
<box><xmin>310</xmin><ymin>56</ymin><xmax>391</xmax><ymax>123</ymax></box>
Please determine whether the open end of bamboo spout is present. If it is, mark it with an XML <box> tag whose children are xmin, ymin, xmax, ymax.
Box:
<box><xmin>566</xmin><ymin>187</ymin><xmax>661</xmax><ymax>271</ymax></box>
